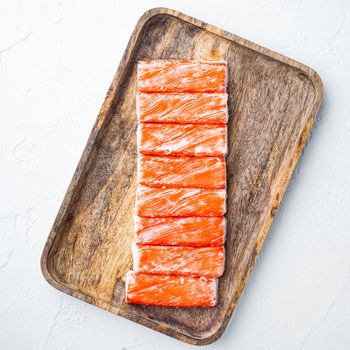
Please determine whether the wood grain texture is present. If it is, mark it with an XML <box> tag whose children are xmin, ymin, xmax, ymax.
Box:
<box><xmin>41</xmin><ymin>7</ymin><xmax>323</xmax><ymax>345</ymax></box>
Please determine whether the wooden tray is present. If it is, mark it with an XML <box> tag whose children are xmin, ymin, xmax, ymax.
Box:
<box><xmin>41</xmin><ymin>8</ymin><xmax>323</xmax><ymax>345</ymax></box>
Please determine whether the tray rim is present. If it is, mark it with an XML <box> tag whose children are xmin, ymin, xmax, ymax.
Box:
<box><xmin>40</xmin><ymin>7</ymin><xmax>324</xmax><ymax>345</ymax></box>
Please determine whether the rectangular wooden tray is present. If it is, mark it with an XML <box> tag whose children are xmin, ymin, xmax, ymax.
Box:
<box><xmin>41</xmin><ymin>7</ymin><xmax>323</xmax><ymax>345</ymax></box>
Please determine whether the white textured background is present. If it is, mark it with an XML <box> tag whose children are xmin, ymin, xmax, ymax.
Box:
<box><xmin>1</xmin><ymin>1</ymin><xmax>350</xmax><ymax>349</ymax></box>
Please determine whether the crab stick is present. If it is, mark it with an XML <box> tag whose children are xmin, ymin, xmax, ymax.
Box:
<box><xmin>132</xmin><ymin>245</ymin><xmax>225</xmax><ymax>278</ymax></box>
<box><xmin>136</xmin><ymin>185</ymin><xmax>226</xmax><ymax>217</ymax></box>
<box><xmin>138</xmin><ymin>155</ymin><xmax>226</xmax><ymax>189</ymax></box>
<box><xmin>137</xmin><ymin>92</ymin><xmax>228</xmax><ymax>125</ymax></box>
<box><xmin>135</xmin><ymin>216</ymin><xmax>226</xmax><ymax>247</ymax></box>
<box><xmin>137</xmin><ymin>123</ymin><xmax>227</xmax><ymax>157</ymax></box>
<box><xmin>125</xmin><ymin>271</ymin><xmax>217</xmax><ymax>307</ymax></box>
<box><xmin>138</xmin><ymin>60</ymin><xmax>227</xmax><ymax>93</ymax></box>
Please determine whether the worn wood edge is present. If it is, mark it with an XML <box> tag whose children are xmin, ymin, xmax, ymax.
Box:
<box><xmin>40</xmin><ymin>7</ymin><xmax>157</xmax><ymax>303</ymax></box>
<box><xmin>40</xmin><ymin>7</ymin><xmax>324</xmax><ymax>346</ymax></box>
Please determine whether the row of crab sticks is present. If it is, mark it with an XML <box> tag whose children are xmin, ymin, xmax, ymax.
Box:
<box><xmin>126</xmin><ymin>60</ymin><xmax>228</xmax><ymax>307</ymax></box>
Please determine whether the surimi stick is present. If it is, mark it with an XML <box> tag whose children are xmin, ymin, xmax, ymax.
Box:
<box><xmin>136</xmin><ymin>185</ymin><xmax>226</xmax><ymax>217</ymax></box>
<box><xmin>135</xmin><ymin>216</ymin><xmax>226</xmax><ymax>247</ymax></box>
<box><xmin>137</xmin><ymin>92</ymin><xmax>228</xmax><ymax>125</ymax></box>
<box><xmin>125</xmin><ymin>271</ymin><xmax>217</xmax><ymax>307</ymax></box>
<box><xmin>132</xmin><ymin>245</ymin><xmax>225</xmax><ymax>278</ymax></box>
<box><xmin>138</xmin><ymin>155</ymin><xmax>226</xmax><ymax>189</ymax></box>
<box><xmin>137</xmin><ymin>123</ymin><xmax>227</xmax><ymax>157</ymax></box>
<box><xmin>138</xmin><ymin>60</ymin><xmax>227</xmax><ymax>93</ymax></box>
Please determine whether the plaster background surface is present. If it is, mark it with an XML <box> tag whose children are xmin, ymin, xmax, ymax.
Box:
<box><xmin>1</xmin><ymin>1</ymin><xmax>350</xmax><ymax>349</ymax></box>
